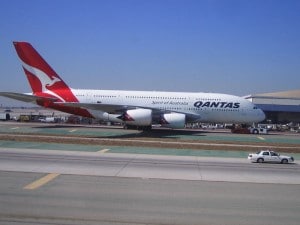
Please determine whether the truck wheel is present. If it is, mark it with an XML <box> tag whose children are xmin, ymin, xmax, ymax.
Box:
<box><xmin>257</xmin><ymin>158</ymin><xmax>264</xmax><ymax>163</ymax></box>
<box><xmin>253</xmin><ymin>129</ymin><xmax>259</xmax><ymax>134</ymax></box>
<box><xmin>281</xmin><ymin>159</ymin><xmax>288</xmax><ymax>164</ymax></box>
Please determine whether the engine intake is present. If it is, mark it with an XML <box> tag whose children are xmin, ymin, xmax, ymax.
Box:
<box><xmin>160</xmin><ymin>113</ymin><xmax>186</xmax><ymax>129</ymax></box>
<box><xmin>118</xmin><ymin>108</ymin><xmax>152</xmax><ymax>126</ymax></box>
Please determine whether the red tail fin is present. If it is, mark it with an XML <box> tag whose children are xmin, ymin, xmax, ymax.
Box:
<box><xmin>13</xmin><ymin>42</ymin><xmax>78</xmax><ymax>102</ymax></box>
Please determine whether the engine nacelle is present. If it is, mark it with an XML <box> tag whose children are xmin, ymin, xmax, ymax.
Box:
<box><xmin>119</xmin><ymin>108</ymin><xmax>152</xmax><ymax>126</ymax></box>
<box><xmin>160</xmin><ymin>113</ymin><xmax>186</xmax><ymax>129</ymax></box>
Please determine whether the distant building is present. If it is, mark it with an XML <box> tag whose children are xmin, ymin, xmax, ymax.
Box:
<box><xmin>245</xmin><ymin>90</ymin><xmax>300</xmax><ymax>123</ymax></box>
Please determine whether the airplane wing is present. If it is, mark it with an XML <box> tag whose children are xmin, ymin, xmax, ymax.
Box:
<box><xmin>0</xmin><ymin>92</ymin><xmax>58</xmax><ymax>103</ymax></box>
<box><xmin>55</xmin><ymin>102</ymin><xmax>137</xmax><ymax>113</ymax></box>
<box><xmin>55</xmin><ymin>102</ymin><xmax>201</xmax><ymax>121</ymax></box>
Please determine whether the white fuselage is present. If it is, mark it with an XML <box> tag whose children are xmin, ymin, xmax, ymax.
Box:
<box><xmin>71</xmin><ymin>89</ymin><xmax>265</xmax><ymax>124</ymax></box>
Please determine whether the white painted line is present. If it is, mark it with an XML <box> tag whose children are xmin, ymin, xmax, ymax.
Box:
<box><xmin>69</xmin><ymin>129</ymin><xmax>77</xmax><ymax>133</ymax></box>
<box><xmin>11</xmin><ymin>127</ymin><xmax>19</xmax><ymax>130</ymax></box>
<box><xmin>98</xmin><ymin>149</ymin><xmax>110</xmax><ymax>153</ymax></box>
<box><xmin>257</xmin><ymin>136</ymin><xmax>265</xmax><ymax>141</ymax></box>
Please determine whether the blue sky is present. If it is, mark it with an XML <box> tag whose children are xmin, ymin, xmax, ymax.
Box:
<box><xmin>1</xmin><ymin>0</ymin><xmax>300</xmax><ymax>106</ymax></box>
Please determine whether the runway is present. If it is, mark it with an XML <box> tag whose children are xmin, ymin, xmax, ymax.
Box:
<box><xmin>0</xmin><ymin>148</ymin><xmax>299</xmax><ymax>184</ymax></box>
<box><xmin>0</xmin><ymin>150</ymin><xmax>299</xmax><ymax>225</ymax></box>
<box><xmin>0</xmin><ymin>123</ymin><xmax>300</xmax><ymax>224</ymax></box>
<box><xmin>1</xmin><ymin>171</ymin><xmax>300</xmax><ymax>225</ymax></box>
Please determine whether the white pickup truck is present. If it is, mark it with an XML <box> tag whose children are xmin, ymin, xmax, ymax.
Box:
<box><xmin>248</xmin><ymin>150</ymin><xmax>294</xmax><ymax>164</ymax></box>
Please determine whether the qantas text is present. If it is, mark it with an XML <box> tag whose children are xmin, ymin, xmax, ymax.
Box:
<box><xmin>194</xmin><ymin>101</ymin><xmax>240</xmax><ymax>109</ymax></box>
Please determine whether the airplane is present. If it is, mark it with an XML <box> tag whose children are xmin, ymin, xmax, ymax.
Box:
<box><xmin>0</xmin><ymin>42</ymin><xmax>265</xmax><ymax>130</ymax></box>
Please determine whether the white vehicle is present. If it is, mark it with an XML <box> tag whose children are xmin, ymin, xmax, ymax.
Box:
<box><xmin>0</xmin><ymin>42</ymin><xmax>265</xmax><ymax>130</ymax></box>
<box><xmin>38</xmin><ymin>117</ymin><xmax>56</xmax><ymax>123</ymax></box>
<box><xmin>248</xmin><ymin>150</ymin><xmax>294</xmax><ymax>164</ymax></box>
<box><xmin>249</xmin><ymin>127</ymin><xmax>268</xmax><ymax>134</ymax></box>
<box><xmin>0</xmin><ymin>113</ymin><xmax>10</xmax><ymax>121</ymax></box>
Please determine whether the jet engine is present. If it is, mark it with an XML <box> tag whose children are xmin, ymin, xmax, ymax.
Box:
<box><xmin>160</xmin><ymin>113</ymin><xmax>186</xmax><ymax>129</ymax></box>
<box><xmin>118</xmin><ymin>108</ymin><xmax>152</xmax><ymax>126</ymax></box>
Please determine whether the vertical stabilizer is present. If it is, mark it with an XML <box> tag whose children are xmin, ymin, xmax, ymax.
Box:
<box><xmin>13</xmin><ymin>42</ymin><xmax>77</xmax><ymax>102</ymax></box>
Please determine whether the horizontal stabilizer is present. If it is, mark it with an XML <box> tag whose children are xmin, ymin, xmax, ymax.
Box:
<box><xmin>0</xmin><ymin>92</ymin><xmax>58</xmax><ymax>103</ymax></box>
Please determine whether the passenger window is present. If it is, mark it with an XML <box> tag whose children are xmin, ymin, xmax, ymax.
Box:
<box><xmin>263</xmin><ymin>152</ymin><xmax>269</xmax><ymax>156</ymax></box>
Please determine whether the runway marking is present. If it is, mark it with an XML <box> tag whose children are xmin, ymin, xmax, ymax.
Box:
<box><xmin>257</xmin><ymin>136</ymin><xmax>265</xmax><ymax>141</ymax></box>
<box><xmin>98</xmin><ymin>149</ymin><xmax>110</xmax><ymax>153</ymax></box>
<box><xmin>11</xmin><ymin>127</ymin><xmax>19</xmax><ymax>130</ymax></box>
<box><xmin>69</xmin><ymin>129</ymin><xmax>77</xmax><ymax>133</ymax></box>
<box><xmin>23</xmin><ymin>173</ymin><xmax>60</xmax><ymax>190</ymax></box>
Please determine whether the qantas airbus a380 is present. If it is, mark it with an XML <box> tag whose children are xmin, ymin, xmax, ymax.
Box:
<box><xmin>0</xmin><ymin>42</ymin><xmax>265</xmax><ymax>130</ymax></box>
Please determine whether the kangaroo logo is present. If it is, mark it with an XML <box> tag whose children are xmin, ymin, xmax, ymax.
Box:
<box><xmin>21</xmin><ymin>61</ymin><xmax>65</xmax><ymax>102</ymax></box>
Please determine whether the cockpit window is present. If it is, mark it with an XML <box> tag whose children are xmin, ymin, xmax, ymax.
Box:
<box><xmin>253</xmin><ymin>106</ymin><xmax>257</xmax><ymax>109</ymax></box>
